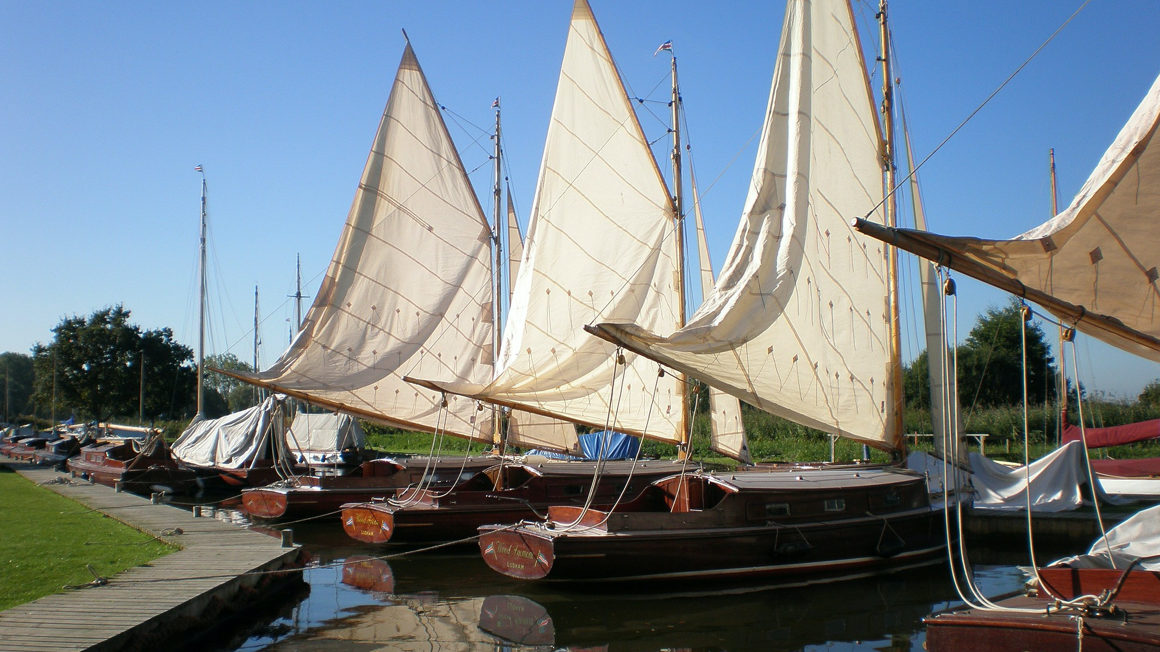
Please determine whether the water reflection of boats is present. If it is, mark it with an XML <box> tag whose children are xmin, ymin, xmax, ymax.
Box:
<box><xmin>269</xmin><ymin>558</ymin><xmax>962</xmax><ymax>652</ymax></box>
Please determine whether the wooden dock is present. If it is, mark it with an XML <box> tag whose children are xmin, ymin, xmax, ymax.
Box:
<box><xmin>0</xmin><ymin>462</ymin><xmax>301</xmax><ymax>652</ymax></box>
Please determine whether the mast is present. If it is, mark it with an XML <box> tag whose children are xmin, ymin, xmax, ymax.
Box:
<box><xmin>1051</xmin><ymin>147</ymin><xmax>1067</xmax><ymax>442</ymax></box>
<box><xmin>138</xmin><ymin>352</ymin><xmax>145</xmax><ymax>425</ymax></box>
<box><xmin>878</xmin><ymin>0</ymin><xmax>904</xmax><ymax>448</ymax></box>
<box><xmin>667</xmin><ymin>45</ymin><xmax>690</xmax><ymax>457</ymax></box>
<box><xmin>197</xmin><ymin>166</ymin><xmax>207</xmax><ymax>418</ymax></box>
<box><xmin>491</xmin><ymin>99</ymin><xmax>503</xmax><ymax>450</ymax></box>
<box><xmin>254</xmin><ymin>284</ymin><xmax>262</xmax><ymax>403</ymax></box>
<box><xmin>292</xmin><ymin>254</ymin><xmax>305</xmax><ymax>331</ymax></box>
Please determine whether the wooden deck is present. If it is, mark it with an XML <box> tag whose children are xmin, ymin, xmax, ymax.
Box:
<box><xmin>0</xmin><ymin>462</ymin><xmax>301</xmax><ymax>652</ymax></box>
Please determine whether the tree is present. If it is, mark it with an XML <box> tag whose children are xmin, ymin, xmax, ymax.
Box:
<box><xmin>1139</xmin><ymin>379</ymin><xmax>1160</xmax><ymax>407</ymax></box>
<box><xmin>903</xmin><ymin>350</ymin><xmax>931</xmax><ymax>411</ymax></box>
<box><xmin>957</xmin><ymin>299</ymin><xmax>1057</xmax><ymax>409</ymax></box>
<box><xmin>205</xmin><ymin>353</ymin><xmax>260</xmax><ymax>413</ymax></box>
<box><xmin>0</xmin><ymin>352</ymin><xmax>35</xmax><ymax>421</ymax></box>
<box><xmin>31</xmin><ymin>305</ymin><xmax>199</xmax><ymax>422</ymax></box>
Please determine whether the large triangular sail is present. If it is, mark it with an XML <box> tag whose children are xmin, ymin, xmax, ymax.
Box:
<box><xmin>594</xmin><ymin>0</ymin><xmax>900</xmax><ymax>451</ymax></box>
<box><xmin>222</xmin><ymin>44</ymin><xmax>495</xmax><ymax>441</ymax></box>
<box><xmin>859</xmin><ymin>73</ymin><xmax>1160</xmax><ymax>362</ymax></box>
<box><xmin>411</xmin><ymin>0</ymin><xmax>685</xmax><ymax>444</ymax></box>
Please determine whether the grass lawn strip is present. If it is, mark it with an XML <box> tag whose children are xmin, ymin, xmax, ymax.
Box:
<box><xmin>0</xmin><ymin>467</ymin><xmax>177</xmax><ymax>612</ymax></box>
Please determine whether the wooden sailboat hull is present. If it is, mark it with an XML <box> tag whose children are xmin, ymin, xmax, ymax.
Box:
<box><xmin>242</xmin><ymin>456</ymin><xmax>498</xmax><ymax>520</ymax></box>
<box><xmin>340</xmin><ymin>460</ymin><xmax>689</xmax><ymax>545</ymax></box>
<box><xmin>67</xmin><ymin>441</ymin><xmax>199</xmax><ymax>494</ymax></box>
<box><xmin>480</xmin><ymin>505</ymin><xmax>944</xmax><ymax>582</ymax></box>
<box><xmin>479</xmin><ymin>467</ymin><xmax>947</xmax><ymax>583</ymax></box>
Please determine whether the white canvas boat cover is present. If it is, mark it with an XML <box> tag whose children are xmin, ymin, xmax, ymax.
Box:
<box><xmin>227</xmin><ymin>44</ymin><xmax>495</xmax><ymax>442</ymax></box>
<box><xmin>1050</xmin><ymin>502</ymin><xmax>1160</xmax><ymax>571</ymax></box>
<box><xmin>173</xmin><ymin>395</ymin><xmax>283</xmax><ymax>469</ymax></box>
<box><xmin>908</xmin><ymin>441</ymin><xmax>1127</xmax><ymax>512</ymax></box>
<box><xmin>888</xmin><ymin>73</ymin><xmax>1160</xmax><ymax>361</ymax></box>
<box><xmin>594</xmin><ymin>0</ymin><xmax>899</xmax><ymax>450</ymax></box>
<box><xmin>287</xmin><ymin>412</ymin><xmax>366</xmax><ymax>454</ymax></box>
<box><xmin>412</xmin><ymin>0</ymin><xmax>685</xmax><ymax>444</ymax></box>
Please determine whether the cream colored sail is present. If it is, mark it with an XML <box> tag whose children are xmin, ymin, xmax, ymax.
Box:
<box><xmin>506</xmin><ymin>189</ymin><xmax>523</xmax><ymax>299</ymax></box>
<box><xmin>225</xmin><ymin>44</ymin><xmax>494</xmax><ymax>442</ymax></box>
<box><xmin>594</xmin><ymin>0</ymin><xmax>899</xmax><ymax>451</ymax></box>
<box><xmin>884</xmin><ymin>73</ymin><xmax>1160</xmax><ymax>362</ymax></box>
<box><xmin>502</xmin><ymin>187</ymin><xmax>580</xmax><ymax>454</ymax></box>
<box><xmin>411</xmin><ymin>0</ymin><xmax>684</xmax><ymax>444</ymax></box>
<box><xmin>692</xmin><ymin>172</ymin><xmax>752</xmax><ymax>464</ymax></box>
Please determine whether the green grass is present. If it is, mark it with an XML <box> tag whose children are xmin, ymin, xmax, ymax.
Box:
<box><xmin>0</xmin><ymin>468</ymin><xmax>177</xmax><ymax>611</ymax></box>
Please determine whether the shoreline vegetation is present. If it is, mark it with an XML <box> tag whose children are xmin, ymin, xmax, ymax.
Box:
<box><xmin>0</xmin><ymin>467</ymin><xmax>176</xmax><ymax>612</ymax></box>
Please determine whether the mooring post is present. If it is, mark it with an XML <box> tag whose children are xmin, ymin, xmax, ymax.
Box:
<box><xmin>150</xmin><ymin>493</ymin><xmax>160</xmax><ymax>505</ymax></box>
<box><xmin>115</xmin><ymin>482</ymin><xmax>123</xmax><ymax>493</ymax></box>
<box><xmin>192</xmin><ymin>506</ymin><xmax>202</xmax><ymax>518</ymax></box>
<box><xmin>281</xmin><ymin>529</ymin><xmax>294</xmax><ymax>548</ymax></box>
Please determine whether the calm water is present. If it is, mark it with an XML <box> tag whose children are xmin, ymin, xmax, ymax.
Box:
<box><xmin>195</xmin><ymin>508</ymin><xmax>1046</xmax><ymax>652</ymax></box>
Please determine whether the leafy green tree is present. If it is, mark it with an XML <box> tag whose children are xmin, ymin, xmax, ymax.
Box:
<box><xmin>0</xmin><ymin>352</ymin><xmax>35</xmax><ymax>421</ymax></box>
<box><xmin>1139</xmin><ymin>379</ymin><xmax>1160</xmax><ymax>407</ymax></box>
<box><xmin>903</xmin><ymin>350</ymin><xmax>931</xmax><ymax>411</ymax></box>
<box><xmin>31</xmin><ymin>305</ymin><xmax>198</xmax><ymax>422</ymax></box>
<box><xmin>205</xmin><ymin>353</ymin><xmax>260</xmax><ymax>413</ymax></box>
<box><xmin>957</xmin><ymin>299</ymin><xmax>1057</xmax><ymax>409</ymax></box>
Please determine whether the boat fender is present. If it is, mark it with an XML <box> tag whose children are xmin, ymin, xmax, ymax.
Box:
<box><xmin>875</xmin><ymin>522</ymin><xmax>906</xmax><ymax>558</ymax></box>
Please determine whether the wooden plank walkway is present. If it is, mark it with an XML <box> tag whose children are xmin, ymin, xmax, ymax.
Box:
<box><xmin>0</xmin><ymin>462</ymin><xmax>300</xmax><ymax>652</ymax></box>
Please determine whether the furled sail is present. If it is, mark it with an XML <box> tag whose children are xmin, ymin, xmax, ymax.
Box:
<box><xmin>222</xmin><ymin>44</ymin><xmax>495</xmax><ymax>442</ymax></box>
<box><xmin>411</xmin><ymin>0</ymin><xmax>685</xmax><ymax>444</ymax></box>
<box><xmin>692</xmin><ymin>172</ymin><xmax>752</xmax><ymax>464</ymax></box>
<box><xmin>593</xmin><ymin>0</ymin><xmax>899</xmax><ymax>450</ymax></box>
<box><xmin>861</xmin><ymin>73</ymin><xmax>1160</xmax><ymax>362</ymax></box>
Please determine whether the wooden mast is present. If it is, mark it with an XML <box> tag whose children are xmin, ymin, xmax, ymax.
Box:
<box><xmin>196</xmin><ymin>167</ymin><xmax>207</xmax><ymax>417</ymax></box>
<box><xmin>1050</xmin><ymin>148</ymin><xmax>1068</xmax><ymax>442</ymax></box>
<box><xmin>879</xmin><ymin>0</ymin><xmax>905</xmax><ymax>451</ymax></box>
<box><xmin>491</xmin><ymin>99</ymin><xmax>503</xmax><ymax>451</ymax></box>
<box><xmin>667</xmin><ymin>45</ymin><xmax>690</xmax><ymax>459</ymax></box>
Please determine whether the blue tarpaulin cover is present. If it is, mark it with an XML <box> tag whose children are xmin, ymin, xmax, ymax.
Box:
<box><xmin>527</xmin><ymin>430</ymin><xmax>639</xmax><ymax>460</ymax></box>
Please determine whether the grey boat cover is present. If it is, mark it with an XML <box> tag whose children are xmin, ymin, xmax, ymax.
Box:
<box><xmin>287</xmin><ymin>412</ymin><xmax>365</xmax><ymax>455</ymax></box>
<box><xmin>172</xmin><ymin>395</ymin><xmax>283</xmax><ymax>469</ymax></box>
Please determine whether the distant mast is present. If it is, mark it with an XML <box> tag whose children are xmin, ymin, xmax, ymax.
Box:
<box><xmin>291</xmin><ymin>254</ymin><xmax>306</xmax><ymax>331</ymax></box>
<box><xmin>661</xmin><ymin>41</ymin><xmax>690</xmax><ymax>457</ymax></box>
<box><xmin>491</xmin><ymin>98</ymin><xmax>503</xmax><ymax>449</ymax></box>
<box><xmin>254</xmin><ymin>284</ymin><xmax>262</xmax><ymax>402</ymax></box>
<box><xmin>196</xmin><ymin>165</ymin><xmax>207</xmax><ymax>418</ymax></box>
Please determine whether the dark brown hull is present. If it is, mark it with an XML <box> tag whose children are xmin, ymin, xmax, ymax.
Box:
<box><xmin>340</xmin><ymin>460</ymin><xmax>690</xmax><ymax>545</ymax></box>
<box><xmin>925</xmin><ymin>590</ymin><xmax>1160</xmax><ymax>652</ymax></box>
<box><xmin>244</xmin><ymin>484</ymin><xmax>400</xmax><ymax>520</ymax></box>
<box><xmin>67</xmin><ymin>456</ymin><xmax>199</xmax><ymax>494</ymax></box>
<box><xmin>479</xmin><ymin>467</ymin><xmax>947</xmax><ymax>584</ymax></box>
<box><xmin>480</xmin><ymin>505</ymin><xmax>945</xmax><ymax>582</ymax></box>
<box><xmin>241</xmin><ymin>456</ymin><xmax>498</xmax><ymax>520</ymax></box>
<box><xmin>343</xmin><ymin>501</ymin><xmax>538</xmax><ymax>545</ymax></box>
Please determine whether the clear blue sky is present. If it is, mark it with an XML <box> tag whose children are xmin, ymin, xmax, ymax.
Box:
<box><xmin>3</xmin><ymin>1</ymin><xmax>1159</xmax><ymax>400</ymax></box>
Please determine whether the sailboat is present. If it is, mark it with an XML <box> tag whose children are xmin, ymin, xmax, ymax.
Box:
<box><xmin>339</xmin><ymin>0</ymin><xmax>725</xmax><ymax>545</ymax></box>
<box><xmin>479</xmin><ymin>0</ymin><xmax>952</xmax><ymax>583</ymax></box>
<box><xmin>219</xmin><ymin>40</ymin><xmax>525</xmax><ymax>516</ymax></box>
<box><xmin>856</xmin><ymin>62</ymin><xmax>1160</xmax><ymax>650</ymax></box>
